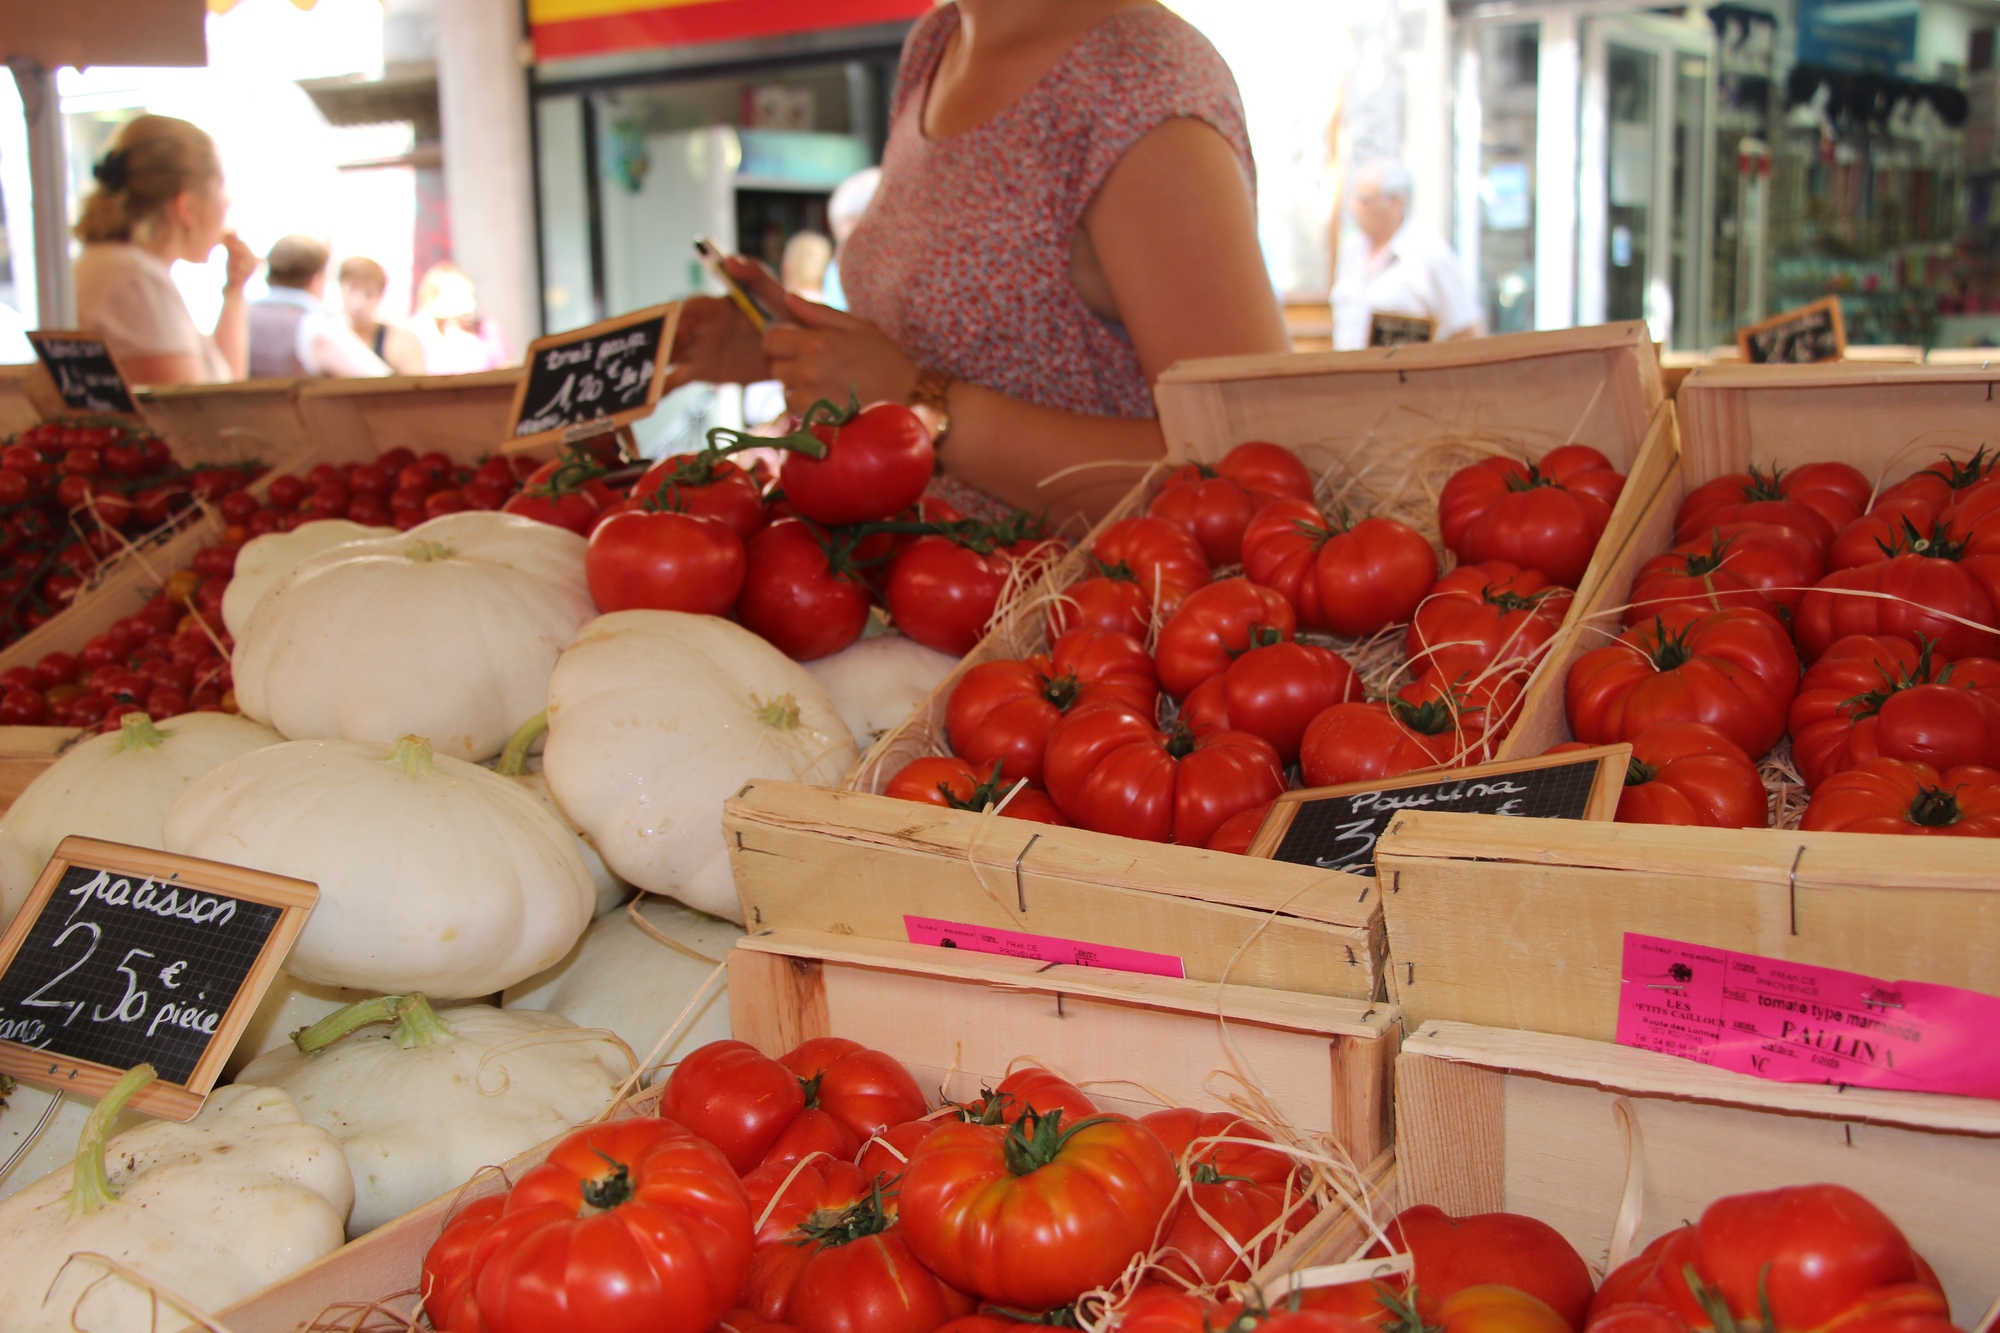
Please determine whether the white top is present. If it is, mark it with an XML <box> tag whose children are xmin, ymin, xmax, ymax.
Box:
<box><xmin>1331</xmin><ymin>223</ymin><xmax>1481</xmax><ymax>351</ymax></box>
<box><xmin>73</xmin><ymin>242</ymin><xmax>233</xmax><ymax>382</ymax></box>
<box><xmin>255</xmin><ymin>286</ymin><xmax>391</xmax><ymax>378</ymax></box>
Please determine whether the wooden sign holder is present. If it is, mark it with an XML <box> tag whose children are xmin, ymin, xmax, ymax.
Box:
<box><xmin>502</xmin><ymin>302</ymin><xmax>681</xmax><ymax>456</ymax></box>
<box><xmin>1370</xmin><ymin>311</ymin><xmax>1437</xmax><ymax>348</ymax></box>
<box><xmin>0</xmin><ymin>837</ymin><xmax>317</xmax><ymax>1120</ymax></box>
<box><xmin>1736</xmin><ymin>297</ymin><xmax>1846</xmax><ymax>365</ymax></box>
<box><xmin>25</xmin><ymin>330</ymin><xmax>140</xmax><ymax>418</ymax></box>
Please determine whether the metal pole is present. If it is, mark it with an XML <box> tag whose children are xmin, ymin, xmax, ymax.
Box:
<box><xmin>6</xmin><ymin>56</ymin><xmax>72</xmax><ymax>329</ymax></box>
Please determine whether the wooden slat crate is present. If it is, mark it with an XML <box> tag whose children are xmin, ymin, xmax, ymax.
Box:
<box><xmin>0</xmin><ymin>726</ymin><xmax>81</xmax><ymax>813</ymax></box>
<box><xmin>134</xmin><ymin>377</ymin><xmax>313</xmax><ymax>468</ymax></box>
<box><xmin>0</xmin><ymin>361</ymin><xmax>61</xmax><ymax>435</ymax></box>
<box><xmin>296</xmin><ymin>368</ymin><xmax>533</xmax><ymax>465</ymax></box>
<box><xmin>728</xmin><ymin>326</ymin><xmax>1675</xmax><ymax>1004</ymax></box>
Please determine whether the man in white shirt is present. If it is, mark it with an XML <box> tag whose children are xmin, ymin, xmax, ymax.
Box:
<box><xmin>1330</xmin><ymin>159</ymin><xmax>1482</xmax><ymax>351</ymax></box>
<box><xmin>248</xmin><ymin>235</ymin><xmax>391</xmax><ymax>379</ymax></box>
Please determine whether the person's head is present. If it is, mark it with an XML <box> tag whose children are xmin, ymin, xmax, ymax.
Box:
<box><xmin>1349</xmin><ymin>158</ymin><xmax>1412</xmax><ymax>247</ymax></box>
<box><xmin>75</xmin><ymin>115</ymin><xmax>228</xmax><ymax>262</ymax></box>
<box><xmin>339</xmin><ymin>256</ymin><xmax>387</xmax><ymax>323</ymax></box>
<box><xmin>267</xmin><ymin>235</ymin><xmax>330</xmax><ymax>294</ymax></box>
<box><xmin>827</xmin><ymin>167</ymin><xmax>881</xmax><ymax>249</ymax></box>
<box><xmin>415</xmin><ymin>262</ymin><xmax>477</xmax><ymax>322</ymax></box>
<box><xmin>780</xmin><ymin>231</ymin><xmax>833</xmax><ymax>295</ymax></box>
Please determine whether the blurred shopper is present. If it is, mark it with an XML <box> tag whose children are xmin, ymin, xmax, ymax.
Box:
<box><xmin>73</xmin><ymin>115</ymin><xmax>256</xmax><ymax>384</ymax></box>
<box><xmin>339</xmin><ymin>257</ymin><xmax>425</xmax><ymax>375</ymax></box>
<box><xmin>819</xmin><ymin>167</ymin><xmax>880</xmax><ymax>311</ymax></box>
<box><xmin>411</xmin><ymin>263</ymin><xmax>512</xmax><ymax>374</ymax></box>
<box><xmin>248</xmin><ymin>235</ymin><xmax>391</xmax><ymax>379</ymax></box>
<box><xmin>666</xmin><ymin>1</ymin><xmax>1288</xmax><ymax>523</ymax></box>
<box><xmin>1331</xmin><ymin>158</ymin><xmax>1480</xmax><ymax>350</ymax></box>
<box><xmin>780</xmin><ymin>231</ymin><xmax>834</xmax><ymax>301</ymax></box>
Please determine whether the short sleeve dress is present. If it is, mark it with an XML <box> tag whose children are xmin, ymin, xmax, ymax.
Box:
<box><xmin>74</xmin><ymin>243</ymin><xmax>233</xmax><ymax>383</ymax></box>
<box><xmin>840</xmin><ymin>3</ymin><xmax>1254</xmax><ymax>429</ymax></box>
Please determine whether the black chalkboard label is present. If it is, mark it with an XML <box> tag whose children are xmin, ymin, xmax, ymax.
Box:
<box><xmin>1370</xmin><ymin>311</ymin><xmax>1436</xmax><ymax>348</ymax></box>
<box><xmin>508</xmin><ymin>303</ymin><xmax>679</xmax><ymax>448</ymax></box>
<box><xmin>27</xmin><ymin>330</ymin><xmax>137</xmax><ymax>415</ymax></box>
<box><xmin>1250</xmin><ymin>747</ymin><xmax>1628</xmax><ymax>877</ymax></box>
<box><xmin>0</xmin><ymin>837</ymin><xmax>316</xmax><ymax>1120</ymax></box>
<box><xmin>1737</xmin><ymin>297</ymin><xmax>1845</xmax><ymax>365</ymax></box>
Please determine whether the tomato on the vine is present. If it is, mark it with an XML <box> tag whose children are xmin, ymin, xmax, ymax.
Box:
<box><xmin>1439</xmin><ymin>445</ymin><xmax>1626</xmax><ymax>588</ymax></box>
<box><xmin>771</xmin><ymin>397</ymin><xmax>934</xmax><ymax>526</ymax></box>
<box><xmin>1408</xmin><ymin>561</ymin><xmax>1572</xmax><ymax>674</ymax></box>
<box><xmin>585</xmin><ymin>509</ymin><xmax>744</xmax><ymax>614</ymax></box>
<box><xmin>1090</xmin><ymin>516</ymin><xmax>1211</xmax><ymax>619</ymax></box>
<box><xmin>1153</xmin><ymin>578</ymin><xmax>1297</xmax><ymax>699</ymax></box>
<box><xmin>883</xmin><ymin>756</ymin><xmax>1070</xmax><ymax>825</ymax></box>
<box><xmin>1181</xmin><ymin>640</ymin><xmax>1360</xmax><ymax>765</ymax></box>
<box><xmin>632</xmin><ymin>451</ymin><xmax>768</xmax><ymax>541</ymax></box>
<box><xmin>1043</xmin><ymin>700</ymin><xmax>1285</xmax><ymax>846</ymax></box>
<box><xmin>1800</xmin><ymin>757</ymin><xmax>2000</xmax><ymax>836</ymax></box>
<box><xmin>737</xmin><ymin>519</ymin><xmax>873</xmax><ymax>661</ymax></box>
<box><xmin>1788</xmin><ymin>635</ymin><xmax>2000</xmax><ymax>789</ymax></box>
<box><xmin>945</xmin><ymin>628</ymin><xmax>1157</xmax><ymax>783</ymax></box>
<box><xmin>1565</xmin><ymin>606</ymin><xmax>1799</xmax><ymax>758</ymax></box>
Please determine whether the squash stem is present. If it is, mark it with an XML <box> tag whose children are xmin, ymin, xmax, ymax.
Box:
<box><xmin>293</xmin><ymin>993</ymin><xmax>455</xmax><ymax>1054</ymax></box>
<box><xmin>115</xmin><ymin>712</ymin><xmax>168</xmax><ymax>752</ymax></box>
<box><xmin>69</xmin><ymin>1063</ymin><xmax>157</xmax><ymax>1215</ymax></box>
<box><xmin>497</xmin><ymin>711</ymin><xmax>550</xmax><ymax>777</ymax></box>
<box><xmin>383</xmin><ymin>734</ymin><xmax>437</xmax><ymax>777</ymax></box>
<box><xmin>752</xmin><ymin>693</ymin><xmax>802</xmax><ymax>731</ymax></box>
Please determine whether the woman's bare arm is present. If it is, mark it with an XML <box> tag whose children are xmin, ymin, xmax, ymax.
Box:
<box><xmin>118</xmin><ymin>354</ymin><xmax>207</xmax><ymax>387</ymax></box>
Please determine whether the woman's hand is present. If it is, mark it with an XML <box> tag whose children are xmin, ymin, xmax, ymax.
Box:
<box><xmin>220</xmin><ymin>231</ymin><xmax>257</xmax><ymax>294</ymax></box>
<box><xmin>762</xmin><ymin>294</ymin><xmax>920</xmax><ymax>413</ymax></box>
<box><xmin>660</xmin><ymin>295</ymin><xmax>770</xmax><ymax>393</ymax></box>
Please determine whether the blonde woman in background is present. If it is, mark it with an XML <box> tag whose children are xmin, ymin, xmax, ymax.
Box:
<box><xmin>411</xmin><ymin>263</ymin><xmax>511</xmax><ymax>375</ymax></box>
<box><xmin>339</xmin><ymin>257</ymin><xmax>425</xmax><ymax>375</ymax></box>
<box><xmin>73</xmin><ymin>115</ymin><xmax>256</xmax><ymax>384</ymax></box>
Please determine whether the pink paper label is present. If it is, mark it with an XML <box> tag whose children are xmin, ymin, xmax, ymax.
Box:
<box><xmin>1616</xmin><ymin>932</ymin><xmax>2000</xmax><ymax>1100</ymax></box>
<box><xmin>903</xmin><ymin>916</ymin><xmax>1185</xmax><ymax>979</ymax></box>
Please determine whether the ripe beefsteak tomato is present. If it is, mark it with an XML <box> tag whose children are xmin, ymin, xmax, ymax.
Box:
<box><xmin>966</xmin><ymin>1066</ymin><xmax>1098</xmax><ymax>1127</ymax></box>
<box><xmin>1176</xmin><ymin>440</ymin><xmax>1316</xmax><ymax>505</ymax></box>
<box><xmin>888</xmin><ymin>522</ymin><xmax>1063</xmax><ymax>657</ymax></box>
<box><xmin>1148</xmin><ymin>470</ymin><xmax>1265</xmax><ymax>567</ymax></box>
<box><xmin>658</xmin><ymin>1038</ymin><xmax>923</xmax><ymax>1175</ymax></box>
<box><xmin>742</xmin><ymin>1155</ymin><xmax>871</xmax><ymax>1250</ymax></box>
<box><xmin>1242</xmin><ymin>499</ymin><xmax>1334</xmax><ymax>631</ymax></box>
<box><xmin>1867</xmin><ymin>446</ymin><xmax>2000</xmax><ymax>528</ymax></box>
<box><xmin>1180</xmin><ymin>639</ymin><xmax>1361</xmax><ymax>765</ymax></box>
<box><xmin>1799</xmin><ymin>756</ymin><xmax>2000</xmax><ymax>836</ymax></box>
<box><xmin>585</xmin><ymin>509</ymin><xmax>745</xmax><ymax>615</ymax></box>
<box><xmin>1154</xmin><ymin>578</ymin><xmax>1298</xmax><ymax>699</ymax></box>
<box><xmin>898</xmin><ymin>1109</ymin><xmax>1179</xmax><ymax>1309</ymax></box>
<box><xmin>1635</xmin><ymin>523</ymin><xmax>1825</xmax><ymax>621</ymax></box>
<box><xmin>1439</xmin><ymin>445</ymin><xmax>1626</xmax><ymax>588</ymax></box>
<box><xmin>1206</xmin><ymin>800</ymin><xmax>1274</xmax><ymax>853</ymax></box>
<box><xmin>1674</xmin><ymin>462</ymin><xmax>1869</xmax><ymax>556</ymax></box>
<box><xmin>1397</xmin><ymin>663</ymin><xmax>1525</xmax><ymax>763</ymax></box>
<box><xmin>743</xmin><ymin>1189</ymin><xmax>973</xmax><ymax>1333</ymax></box>
<box><xmin>1796</xmin><ymin>512</ymin><xmax>2000</xmax><ymax>663</ymax></box>
<box><xmin>778</xmin><ymin>398</ymin><xmax>934</xmax><ymax>525</ymax></box>
<box><xmin>946</xmin><ymin>629</ymin><xmax>1157</xmax><ymax>783</ymax></box>
<box><xmin>1047</xmin><ymin>571</ymin><xmax>1152</xmax><ymax>642</ymax></box>
<box><xmin>422</xmin><ymin>1194</ymin><xmax>506</xmax><ymax>1332</ymax></box>
<box><xmin>1141</xmin><ymin>1107</ymin><xmax>1317</xmax><ymax>1287</ymax></box>
<box><xmin>779</xmin><ymin>1037</ymin><xmax>930</xmax><ymax>1144</ymax></box>
<box><xmin>1407</xmin><ymin>561</ymin><xmax>1573</xmax><ymax>675</ymax></box>
<box><xmin>1298</xmin><ymin>697</ymin><xmax>1461</xmax><ymax>788</ymax></box>
<box><xmin>737</xmin><ymin>519</ymin><xmax>872</xmax><ymax>661</ymax></box>
<box><xmin>1608</xmin><ymin>721</ymin><xmax>1767</xmax><ymax>828</ymax></box>
<box><xmin>883</xmin><ymin>756</ymin><xmax>1070</xmax><ymax>826</ymax></box>
<box><xmin>1090</xmin><ymin>517</ymin><xmax>1211</xmax><ymax>618</ymax></box>
<box><xmin>1787</xmin><ymin>635</ymin><xmax>2000</xmax><ymax>789</ymax></box>
<box><xmin>464</xmin><ymin>1118</ymin><xmax>754</xmax><ymax>1333</ymax></box>
<box><xmin>1043</xmin><ymin>700</ymin><xmax>1286</xmax><ymax>846</ymax></box>
<box><xmin>1565</xmin><ymin>606</ymin><xmax>1799</xmax><ymax>758</ymax></box>
<box><xmin>1314</xmin><ymin>512</ymin><xmax>1439</xmax><ymax>638</ymax></box>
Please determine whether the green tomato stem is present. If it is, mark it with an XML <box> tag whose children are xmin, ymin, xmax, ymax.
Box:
<box><xmin>69</xmin><ymin>1063</ymin><xmax>157</xmax><ymax>1215</ymax></box>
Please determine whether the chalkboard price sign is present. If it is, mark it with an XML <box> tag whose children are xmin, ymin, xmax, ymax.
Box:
<box><xmin>0</xmin><ymin>837</ymin><xmax>316</xmax><ymax>1120</ymax></box>
<box><xmin>1247</xmin><ymin>746</ymin><xmax>1629</xmax><ymax>879</ymax></box>
<box><xmin>1370</xmin><ymin>311</ymin><xmax>1436</xmax><ymax>348</ymax></box>
<box><xmin>1737</xmin><ymin>297</ymin><xmax>1846</xmax><ymax>365</ymax></box>
<box><xmin>506</xmin><ymin>303</ymin><xmax>681</xmax><ymax>452</ymax></box>
<box><xmin>26</xmin><ymin>330</ymin><xmax>138</xmax><ymax>415</ymax></box>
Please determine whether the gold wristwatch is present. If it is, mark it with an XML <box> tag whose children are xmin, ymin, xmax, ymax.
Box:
<box><xmin>907</xmin><ymin>366</ymin><xmax>955</xmax><ymax>449</ymax></box>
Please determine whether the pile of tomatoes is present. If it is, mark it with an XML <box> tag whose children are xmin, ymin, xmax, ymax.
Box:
<box><xmin>252</xmin><ymin>447</ymin><xmax>535</xmax><ymax>531</ymax></box>
<box><xmin>0</xmin><ymin>418</ymin><xmax>262</xmax><ymax>648</ymax></box>
<box><xmin>1554</xmin><ymin>450</ymin><xmax>2000</xmax><ymax>838</ymax></box>
<box><xmin>418</xmin><ymin>1035</ymin><xmax>1957</xmax><ymax>1333</ymax></box>
<box><xmin>576</xmin><ymin>399</ymin><xmax>1061</xmax><ymax>659</ymax></box>
<box><xmin>887</xmin><ymin>440</ymin><xmax>1624</xmax><ymax>849</ymax></box>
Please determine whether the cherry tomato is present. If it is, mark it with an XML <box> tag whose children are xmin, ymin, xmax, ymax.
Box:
<box><xmin>1565</xmin><ymin>606</ymin><xmax>1800</xmax><ymax>758</ymax></box>
<box><xmin>585</xmin><ymin>509</ymin><xmax>745</xmax><ymax>615</ymax></box>
<box><xmin>33</xmin><ymin>652</ymin><xmax>78</xmax><ymax>688</ymax></box>
<box><xmin>1440</xmin><ymin>445</ymin><xmax>1627</xmax><ymax>587</ymax></box>
<box><xmin>737</xmin><ymin>519</ymin><xmax>872</xmax><ymax>661</ymax></box>
<box><xmin>779</xmin><ymin>400</ymin><xmax>933</xmax><ymax>525</ymax></box>
<box><xmin>1153</xmin><ymin>578</ymin><xmax>1297</xmax><ymax>699</ymax></box>
<box><xmin>0</xmin><ymin>687</ymin><xmax>46</xmax><ymax>724</ymax></box>
<box><xmin>0</xmin><ymin>469</ymin><xmax>27</xmax><ymax>505</ymax></box>
<box><xmin>1043</xmin><ymin>700</ymin><xmax>1285</xmax><ymax>846</ymax></box>
<box><xmin>1181</xmin><ymin>640</ymin><xmax>1360</xmax><ymax>765</ymax></box>
<box><xmin>945</xmin><ymin>628</ymin><xmax>1157</xmax><ymax>783</ymax></box>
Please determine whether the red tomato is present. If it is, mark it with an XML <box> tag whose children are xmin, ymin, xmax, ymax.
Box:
<box><xmin>741</xmin><ymin>1155</ymin><xmax>872</xmax><ymax>1250</ymax></box>
<box><xmin>1627</xmin><ymin>533</ymin><xmax>1781</xmax><ymax>626</ymax></box>
<box><xmin>888</xmin><ymin>527</ymin><xmax>1063</xmax><ymax>658</ymax></box>
<box><xmin>1174</xmin><ymin>441</ymin><xmax>1316</xmax><ymax>506</ymax></box>
<box><xmin>1242</xmin><ymin>499</ymin><xmax>1333</xmax><ymax>630</ymax></box>
<box><xmin>1147</xmin><ymin>471</ymin><xmax>1264</xmax><ymax>567</ymax></box>
<box><xmin>503</xmin><ymin>478</ymin><xmax>602</xmax><ymax>534</ymax></box>
<box><xmin>1800</xmin><ymin>757</ymin><xmax>2000</xmax><ymax>836</ymax></box>
<box><xmin>738</xmin><ymin>519</ymin><xmax>872</xmax><ymax>661</ymax></box>
<box><xmin>1640</xmin><ymin>522</ymin><xmax>1825</xmax><ymax>619</ymax></box>
<box><xmin>0</xmin><ymin>688</ymin><xmax>47</xmax><ymax>725</ymax></box>
<box><xmin>1154</xmin><ymin>578</ymin><xmax>1297</xmax><ymax>699</ymax></box>
<box><xmin>464</xmin><ymin>1119</ymin><xmax>753</xmax><ymax>1333</ymax></box>
<box><xmin>1788</xmin><ymin>635</ymin><xmax>2000</xmax><ymax>789</ymax></box>
<box><xmin>634</xmin><ymin>452</ymin><xmax>768</xmax><ymax>541</ymax></box>
<box><xmin>1298</xmin><ymin>698</ymin><xmax>1461</xmax><ymax>788</ymax></box>
<box><xmin>658</xmin><ymin>1040</ymin><xmax>810</xmax><ymax>1175</ymax></box>
<box><xmin>778</xmin><ymin>401</ymin><xmax>934</xmax><ymax>525</ymax></box>
<box><xmin>1090</xmin><ymin>517</ymin><xmax>1211</xmax><ymax>619</ymax></box>
<box><xmin>1206</xmin><ymin>801</ymin><xmax>1273</xmax><ymax>853</ymax></box>
<box><xmin>881</xmin><ymin>756</ymin><xmax>1070</xmax><ymax>825</ymax></box>
<box><xmin>1139</xmin><ymin>1107</ymin><xmax>1293</xmax><ymax>1183</ymax></box>
<box><xmin>421</xmin><ymin>1193</ymin><xmax>507</xmax><ymax>1332</ymax></box>
<box><xmin>857</xmin><ymin>1118</ymin><xmax>950</xmax><ymax>1183</ymax></box>
<box><xmin>744</xmin><ymin>1194</ymin><xmax>971</xmax><ymax>1333</ymax></box>
<box><xmin>1043</xmin><ymin>701</ymin><xmax>1286</xmax><ymax>846</ymax></box>
<box><xmin>1314</xmin><ymin>512</ymin><xmax>1439</xmax><ymax>638</ymax></box>
<box><xmin>1565</xmin><ymin>606</ymin><xmax>1800</xmax><ymax>758</ymax></box>
<box><xmin>1181</xmin><ymin>640</ymin><xmax>1360</xmax><ymax>765</ymax></box>
<box><xmin>1610</xmin><ymin>721</ymin><xmax>1767</xmax><ymax>828</ymax></box>
<box><xmin>1868</xmin><ymin>447</ymin><xmax>2000</xmax><ymax>530</ymax></box>
<box><xmin>1675</xmin><ymin>462</ymin><xmax>1870</xmax><ymax>556</ymax></box>
<box><xmin>1796</xmin><ymin>510</ymin><xmax>2000</xmax><ymax>662</ymax></box>
<box><xmin>972</xmin><ymin>1066</ymin><xmax>1097</xmax><ymax>1126</ymax></box>
<box><xmin>1046</xmin><ymin>572</ymin><xmax>1151</xmax><ymax>642</ymax></box>
<box><xmin>898</xmin><ymin>1109</ymin><xmax>1179</xmax><ymax>1309</ymax></box>
<box><xmin>1150</xmin><ymin>1167</ymin><xmax>1314</xmax><ymax>1286</ymax></box>
<box><xmin>1397</xmin><ymin>662</ymin><xmax>1525</xmax><ymax>762</ymax></box>
<box><xmin>585</xmin><ymin>509</ymin><xmax>745</xmax><ymax>615</ymax></box>
<box><xmin>945</xmin><ymin>629</ymin><xmax>1157</xmax><ymax>783</ymax></box>
<box><xmin>777</xmin><ymin>1037</ymin><xmax>927</xmax><ymax>1143</ymax></box>
<box><xmin>1408</xmin><ymin>561</ymin><xmax>1573</xmax><ymax>674</ymax></box>
<box><xmin>1439</xmin><ymin>445</ymin><xmax>1626</xmax><ymax>587</ymax></box>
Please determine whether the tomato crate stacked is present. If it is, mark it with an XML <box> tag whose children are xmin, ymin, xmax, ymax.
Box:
<box><xmin>725</xmin><ymin>324</ymin><xmax>1674</xmax><ymax>1005</ymax></box>
<box><xmin>135</xmin><ymin>377</ymin><xmax>314</xmax><ymax>471</ymax></box>
<box><xmin>296</xmin><ymin>367</ymin><xmax>530</xmax><ymax>466</ymax></box>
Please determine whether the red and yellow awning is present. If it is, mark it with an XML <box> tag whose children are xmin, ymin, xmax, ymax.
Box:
<box><xmin>529</xmin><ymin>0</ymin><xmax>934</xmax><ymax>61</ymax></box>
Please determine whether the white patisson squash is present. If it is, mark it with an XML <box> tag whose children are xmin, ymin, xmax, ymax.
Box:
<box><xmin>0</xmin><ymin>712</ymin><xmax>281</xmax><ymax>879</ymax></box>
<box><xmin>0</xmin><ymin>1066</ymin><xmax>351</xmax><ymax>1333</ymax></box>
<box><xmin>542</xmin><ymin>612</ymin><xmax>858</xmax><ymax>922</ymax></box>
<box><xmin>804</xmin><ymin>633</ymin><xmax>958</xmax><ymax>746</ymax></box>
<box><xmin>220</xmin><ymin>518</ymin><xmax>394</xmax><ymax>639</ymax></box>
<box><xmin>231</xmin><ymin>511</ymin><xmax>596</xmax><ymax>761</ymax></box>
<box><xmin>164</xmin><ymin>734</ymin><xmax>594</xmax><ymax>996</ymax></box>
<box><xmin>497</xmin><ymin>717</ymin><xmax>628</xmax><ymax>918</ymax></box>
<box><xmin>505</xmin><ymin>895</ymin><xmax>741</xmax><ymax>1078</ymax></box>
<box><xmin>226</xmin><ymin>972</ymin><xmax>374</xmax><ymax>1080</ymax></box>
<box><xmin>0</xmin><ymin>1086</ymin><xmax>141</xmax><ymax>1205</ymax></box>
<box><xmin>237</xmin><ymin>993</ymin><xmax>631</xmax><ymax>1235</ymax></box>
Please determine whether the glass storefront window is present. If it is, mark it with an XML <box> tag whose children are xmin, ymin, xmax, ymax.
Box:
<box><xmin>1476</xmin><ymin>23</ymin><xmax>1539</xmax><ymax>335</ymax></box>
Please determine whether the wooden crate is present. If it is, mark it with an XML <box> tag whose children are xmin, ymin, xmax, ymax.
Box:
<box><xmin>1379</xmin><ymin>1022</ymin><xmax>1997</xmax><ymax>1319</ymax></box>
<box><xmin>296</xmin><ymin>368</ymin><xmax>536</xmax><ymax>466</ymax></box>
<box><xmin>0</xmin><ymin>726</ymin><xmax>80</xmax><ymax>813</ymax></box>
<box><xmin>0</xmin><ymin>362</ymin><xmax>61</xmax><ymax>435</ymax></box>
<box><xmin>134</xmin><ymin>377</ymin><xmax>313</xmax><ymax>468</ymax></box>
